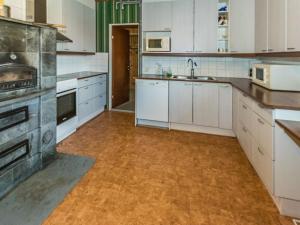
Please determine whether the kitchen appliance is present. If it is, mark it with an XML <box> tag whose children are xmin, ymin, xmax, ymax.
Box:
<box><xmin>252</xmin><ymin>64</ymin><xmax>300</xmax><ymax>91</ymax></box>
<box><xmin>56</xmin><ymin>79</ymin><xmax>78</xmax><ymax>143</ymax></box>
<box><xmin>145</xmin><ymin>36</ymin><xmax>171</xmax><ymax>52</ymax></box>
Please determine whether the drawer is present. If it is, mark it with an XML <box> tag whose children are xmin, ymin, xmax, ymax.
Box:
<box><xmin>78</xmin><ymin>100</ymin><xmax>94</xmax><ymax>121</ymax></box>
<box><xmin>239</xmin><ymin>92</ymin><xmax>255</xmax><ymax>109</ymax></box>
<box><xmin>239</xmin><ymin>100</ymin><xmax>254</xmax><ymax>135</ymax></box>
<box><xmin>94</xmin><ymin>81</ymin><xmax>106</xmax><ymax>96</ymax></box>
<box><xmin>93</xmin><ymin>94</ymin><xmax>106</xmax><ymax>112</ymax></box>
<box><xmin>78</xmin><ymin>85</ymin><xmax>94</xmax><ymax>104</ymax></box>
<box><xmin>78</xmin><ymin>75</ymin><xmax>102</xmax><ymax>88</ymax></box>
<box><xmin>238</xmin><ymin>122</ymin><xmax>253</xmax><ymax>164</ymax></box>
<box><xmin>252</xmin><ymin>140</ymin><xmax>274</xmax><ymax>194</ymax></box>
<box><xmin>253</xmin><ymin>114</ymin><xmax>274</xmax><ymax>159</ymax></box>
<box><xmin>253</xmin><ymin>102</ymin><xmax>274</xmax><ymax>126</ymax></box>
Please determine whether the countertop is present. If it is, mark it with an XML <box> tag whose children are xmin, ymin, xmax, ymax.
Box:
<box><xmin>138</xmin><ymin>75</ymin><xmax>300</xmax><ymax>110</ymax></box>
<box><xmin>276</xmin><ymin>120</ymin><xmax>300</xmax><ymax>146</ymax></box>
<box><xmin>57</xmin><ymin>71</ymin><xmax>107</xmax><ymax>82</ymax></box>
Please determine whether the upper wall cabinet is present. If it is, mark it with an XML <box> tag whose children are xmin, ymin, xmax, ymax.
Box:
<box><xmin>268</xmin><ymin>0</ymin><xmax>286</xmax><ymax>52</ymax></box>
<box><xmin>255</xmin><ymin>0</ymin><xmax>268</xmax><ymax>53</ymax></box>
<box><xmin>286</xmin><ymin>0</ymin><xmax>300</xmax><ymax>51</ymax></box>
<box><xmin>171</xmin><ymin>0</ymin><xmax>194</xmax><ymax>52</ymax></box>
<box><xmin>47</xmin><ymin>0</ymin><xmax>96</xmax><ymax>52</ymax></box>
<box><xmin>230</xmin><ymin>0</ymin><xmax>255</xmax><ymax>53</ymax></box>
<box><xmin>142</xmin><ymin>1</ymin><xmax>173</xmax><ymax>31</ymax></box>
<box><xmin>194</xmin><ymin>0</ymin><xmax>218</xmax><ymax>53</ymax></box>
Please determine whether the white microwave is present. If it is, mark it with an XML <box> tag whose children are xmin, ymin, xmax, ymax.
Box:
<box><xmin>145</xmin><ymin>37</ymin><xmax>171</xmax><ymax>52</ymax></box>
<box><xmin>252</xmin><ymin>64</ymin><xmax>300</xmax><ymax>91</ymax></box>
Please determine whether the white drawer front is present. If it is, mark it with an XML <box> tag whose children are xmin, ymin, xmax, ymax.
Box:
<box><xmin>239</xmin><ymin>100</ymin><xmax>254</xmax><ymax>135</ymax></box>
<box><xmin>93</xmin><ymin>94</ymin><xmax>106</xmax><ymax>111</ymax></box>
<box><xmin>94</xmin><ymin>81</ymin><xmax>106</xmax><ymax>96</ymax></box>
<box><xmin>78</xmin><ymin>85</ymin><xmax>94</xmax><ymax>104</ymax></box>
<box><xmin>253</xmin><ymin>114</ymin><xmax>274</xmax><ymax>159</ymax></box>
<box><xmin>238</xmin><ymin>122</ymin><xmax>253</xmax><ymax>164</ymax></box>
<box><xmin>78</xmin><ymin>76</ymin><xmax>102</xmax><ymax>88</ymax></box>
<box><xmin>78</xmin><ymin>100</ymin><xmax>94</xmax><ymax>120</ymax></box>
<box><xmin>252</xmin><ymin>141</ymin><xmax>274</xmax><ymax>194</ymax></box>
<box><xmin>253</xmin><ymin>102</ymin><xmax>274</xmax><ymax>126</ymax></box>
<box><xmin>239</xmin><ymin>92</ymin><xmax>254</xmax><ymax>109</ymax></box>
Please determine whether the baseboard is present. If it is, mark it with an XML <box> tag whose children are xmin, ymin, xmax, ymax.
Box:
<box><xmin>273</xmin><ymin>196</ymin><xmax>300</xmax><ymax>219</ymax></box>
<box><xmin>77</xmin><ymin>108</ymin><xmax>105</xmax><ymax>128</ymax></box>
<box><xmin>136</xmin><ymin>119</ymin><xmax>169</xmax><ymax>129</ymax></box>
<box><xmin>170</xmin><ymin>123</ymin><xmax>235</xmax><ymax>137</ymax></box>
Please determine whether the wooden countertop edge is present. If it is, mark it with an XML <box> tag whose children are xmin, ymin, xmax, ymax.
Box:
<box><xmin>276</xmin><ymin>120</ymin><xmax>300</xmax><ymax>147</ymax></box>
<box><xmin>136</xmin><ymin>77</ymin><xmax>300</xmax><ymax>110</ymax></box>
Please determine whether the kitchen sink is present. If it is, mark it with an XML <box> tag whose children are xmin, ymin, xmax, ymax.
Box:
<box><xmin>171</xmin><ymin>75</ymin><xmax>216</xmax><ymax>81</ymax></box>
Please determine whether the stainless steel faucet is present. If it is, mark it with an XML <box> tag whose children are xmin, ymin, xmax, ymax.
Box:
<box><xmin>187</xmin><ymin>58</ymin><xmax>197</xmax><ymax>79</ymax></box>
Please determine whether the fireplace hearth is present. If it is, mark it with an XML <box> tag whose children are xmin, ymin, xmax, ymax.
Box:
<box><xmin>0</xmin><ymin>18</ymin><xmax>57</xmax><ymax>199</ymax></box>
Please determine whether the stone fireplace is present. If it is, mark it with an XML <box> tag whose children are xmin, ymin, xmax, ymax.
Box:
<box><xmin>0</xmin><ymin>18</ymin><xmax>57</xmax><ymax>198</ymax></box>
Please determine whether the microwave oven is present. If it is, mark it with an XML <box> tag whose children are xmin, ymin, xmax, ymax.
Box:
<box><xmin>145</xmin><ymin>37</ymin><xmax>171</xmax><ymax>52</ymax></box>
<box><xmin>252</xmin><ymin>64</ymin><xmax>300</xmax><ymax>91</ymax></box>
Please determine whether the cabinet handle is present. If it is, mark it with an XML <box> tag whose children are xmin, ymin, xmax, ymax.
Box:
<box><xmin>220</xmin><ymin>85</ymin><xmax>230</xmax><ymax>88</ymax></box>
<box><xmin>84</xmin><ymin>79</ymin><xmax>89</xmax><ymax>82</ymax></box>
<box><xmin>242</xmin><ymin>104</ymin><xmax>247</xmax><ymax>110</ymax></box>
<box><xmin>287</xmin><ymin>47</ymin><xmax>295</xmax><ymax>50</ymax></box>
<box><xmin>85</xmin><ymin>87</ymin><xmax>88</xmax><ymax>90</ymax></box>
<box><xmin>261</xmin><ymin>50</ymin><xmax>267</xmax><ymax>52</ymax></box>
<box><xmin>231</xmin><ymin>51</ymin><xmax>238</xmax><ymax>53</ymax></box>
<box><xmin>184</xmin><ymin>83</ymin><xmax>193</xmax><ymax>86</ymax></box>
<box><xmin>242</xmin><ymin>127</ymin><xmax>247</xmax><ymax>133</ymax></box>
<box><xmin>268</xmin><ymin>49</ymin><xmax>274</xmax><ymax>52</ymax></box>
<box><xmin>257</xmin><ymin>118</ymin><xmax>265</xmax><ymax>125</ymax></box>
<box><xmin>242</xmin><ymin>93</ymin><xmax>247</xmax><ymax>97</ymax></box>
<box><xmin>258</xmin><ymin>147</ymin><xmax>264</xmax><ymax>155</ymax></box>
<box><xmin>194</xmin><ymin>83</ymin><xmax>203</xmax><ymax>86</ymax></box>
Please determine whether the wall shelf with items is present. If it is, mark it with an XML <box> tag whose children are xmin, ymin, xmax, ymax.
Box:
<box><xmin>218</xmin><ymin>0</ymin><xmax>230</xmax><ymax>53</ymax></box>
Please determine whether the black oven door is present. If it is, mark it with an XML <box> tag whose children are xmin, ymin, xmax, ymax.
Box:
<box><xmin>57</xmin><ymin>89</ymin><xmax>77</xmax><ymax>126</ymax></box>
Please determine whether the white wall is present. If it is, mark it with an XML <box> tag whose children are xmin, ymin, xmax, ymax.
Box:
<box><xmin>57</xmin><ymin>53</ymin><xmax>109</xmax><ymax>75</ymax></box>
<box><xmin>142</xmin><ymin>56</ymin><xmax>260</xmax><ymax>78</ymax></box>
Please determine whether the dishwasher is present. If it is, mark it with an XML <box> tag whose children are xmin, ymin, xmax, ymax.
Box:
<box><xmin>136</xmin><ymin>79</ymin><xmax>169</xmax><ymax>122</ymax></box>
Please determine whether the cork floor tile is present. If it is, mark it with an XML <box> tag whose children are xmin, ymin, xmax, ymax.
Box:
<box><xmin>43</xmin><ymin>112</ymin><xmax>293</xmax><ymax>225</ymax></box>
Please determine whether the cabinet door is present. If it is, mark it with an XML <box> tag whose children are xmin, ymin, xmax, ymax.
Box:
<box><xmin>230</xmin><ymin>0</ymin><xmax>255</xmax><ymax>53</ymax></box>
<box><xmin>169</xmin><ymin>81</ymin><xmax>193</xmax><ymax>124</ymax></box>
<box><xmin>136</xmin><ymin>80</ymin><xmax>169</xmax><ymax>122</ymax></box>
<box><xmin>171</xmin><ymin>0</ymin><xmax>194</xmax><ymax>52</ymax></box>
<box><xmin>238</xmin><ymin>122</ymin><xmax>253</xmax><ymax>164</ymax></box>
<box><xmin>287</xmin><ymin>0</ymin><xmax>300</xmax><ymax>51</ymax></box>
<box><xmin>232</xmin><ymin>88</ymin><xmax>239</xmax><ymax>136</ymax></box>
<box><xmin>82</xmin><ymin>2</ymin><xmax>96</xmax><ymax>52</ymax></box>
<box><xmin>142</xmin><ymin>2</ymin><xmax>172</xmax><ymax>31</ymax></box>
<box><xmin>268</xmin><ymin>0</ymin><xmax>286</xmax><ymax>52</ymax></box>
<box><xmin>219</xmin><ymin>84</ymin><xmax>232</xmax><ymax>130</ymax></box>
<box><xmin>275</xmin><ymin>124</ymin><xmax>300</xmax><ymax>200</ymax></box>
<box><xmin>193</xmin><ymin>83</ymin><xmax>219</xmax><ymax>127</ymax></box>
<box><xmin>255</xmin><ymin>0</ymin><xmax>268</xmax><ymax>53</ymax></box>
<box><xmin>194</xmin><ymin>0</ymin><xmax>218</xmax><ymax>53</ymax></box>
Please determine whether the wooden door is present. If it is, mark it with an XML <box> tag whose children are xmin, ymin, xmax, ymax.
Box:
<box><xmin>112</xmin><ymin>27</ymin><xmax>130</xmax><ymax>108</ymax></box>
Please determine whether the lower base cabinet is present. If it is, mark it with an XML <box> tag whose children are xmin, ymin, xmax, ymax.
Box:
<box><xmin>78</xmin><ymin>75</ymin><xmax>106</xmax><ymax>126</ymax></box>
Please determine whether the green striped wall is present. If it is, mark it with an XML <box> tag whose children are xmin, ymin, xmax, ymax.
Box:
<box><xmin>96</xmin><ymin>1</ymin><xmax>140</xmax><ymax>52</ymax></box>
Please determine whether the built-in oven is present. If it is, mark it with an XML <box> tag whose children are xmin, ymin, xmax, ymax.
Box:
<box><xmin>57</xmin><ymin>88</ymin><xmax>77</xmax><ymax>125</ymax></box>
<box><xmin>56</xmin><ymin>79</ymin><xmax>78</xmax><ymax>143</ymax></box>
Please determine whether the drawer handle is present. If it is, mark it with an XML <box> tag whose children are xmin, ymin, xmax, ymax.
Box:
<box><xmin>85</xmin><ymin>102</ymin><xmax>89</xmax><ymax>105</ymax></box>
<box><xmin>242</xmin><ymin>105</ymin><xmax>247</xmax><ymax>110</ymax></box>
<box><xmin>84</xmin><ymin>79</ymin><xmax>89</xmax><ymax>82</ymax></box>
<box><xmin>258</xmin><ymin>147</ymin><xmax>264</xmax><ymax>155</ymax></box>
<box><xmin>85</xmin><ymin>87</ymin><xmax>89</xmax><ymax>90</ymax></box>
<box><xmin>185</xmin><ymin>83</ymin><xmax>193</xmax><ymax>86</ymax></box>
<box><xmin>242</xmin><ymin>127</ymin><xmax>247</xmax><ymax>133</ymax></box>
<box><xmin>220</xmin><ymin>85</ymin><xmax>230</xmax><ymax>88</ymax></box>
<box><xmin>261</xmin><ymin>50</ymin><xmax>267</xmax><ymax>52</ymax></box>
<box><xmin>257</xmin><ymin>118</ymin><xmax>265</xmax><ymax>125</ymax></box>
<box><xmin>242</xmin><ymin>93</ymin><xmax>247</xmax><ymax>97</ymax></box>
<box><xmin>287</xmin><ymin>47</ymin><xmax>295</xmax><ymax>50</ymax></box>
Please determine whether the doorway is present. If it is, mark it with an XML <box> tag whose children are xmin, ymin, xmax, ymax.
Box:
<box><xmin>110</xmin><ymin>24</ymin><xmax>139</xmax><ymax>112</ymax></box>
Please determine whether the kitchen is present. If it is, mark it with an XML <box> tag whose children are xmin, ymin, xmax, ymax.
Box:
<box><xmin>0</xmin><ymin>0</ymin><xmax>300</xmax><ymax>225</ymax></box>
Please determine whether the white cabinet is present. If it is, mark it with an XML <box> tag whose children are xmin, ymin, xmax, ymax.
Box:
<box><xmin>230</xmin><ymin>0</ymin><xmax>255</xmax><ymax>53</ymax></box>
<box><xmin>268</xmin><ymin>0</ymin><xmax>286</xmax><ymax>52</ymax></box>
<box><xmin>171</xmin><ymin>0</ymin><xmax>194</xmax><ymax>52</ymax></box>
<box><xmin>169</xmin><ymin>81</ymin><xmax>193</xmax><ymax>124</ymax></box>
<box><xmin>193</xmin><ymin>83</ymin><xmax>219</xmax><ymax>127</ymax></box>
<box><xmin>194</xmin><ymin>0</ymin><xmax>218</xmax><ymax>53</ymax></box>
<box><xmin>78</xmin><ymin>75</ymin><xmax>106</xmax><ymax>126</ymax></box>
<box><xmin>218</xmin><ymin>84</ymin><xmax>232</xmax><ymax>130</ymax></box>
<box><xmin>238</xmin><ymin>122</ymin><xmax>253</xmax><ymax>164</ymax></box>
<box><xmin>275</xmin><ymin>124</ymin><xmax>300</xmax><ymax>201</ymax></box>
<box><xmin>286</xmin><ymin>0</ymin><xmax>300</xmax><ymax>51</ymax></box>
<box><xmin>232</xmin><ymin>88</ymin><xmax>239</xmax><ymax>136</ymax></box>
<box><xmin>47</xmin><ymin>0</ymin><xmax>96</xmax><ymax>52</ymax></box>
<box><xmin>255</xmin><ymin>0</ymin><xmax>268</xmax><ymax>53</ymax></box>
<box><xmin>136</xmin><ymin>80</ymin><xmax>169</xmax><ymax>122</ymax></box>
<box><xmin>142</xmin><ymin>2</ymin><xmax>173</xmax><ymax>31</ymax></box>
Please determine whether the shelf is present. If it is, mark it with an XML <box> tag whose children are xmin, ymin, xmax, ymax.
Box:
<box><xmin>57</xmin><ymin>51</ymin><xmax>96</xmax><ymax>55</ymax></box>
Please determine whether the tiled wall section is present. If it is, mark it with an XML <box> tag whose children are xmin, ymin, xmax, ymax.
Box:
<box><xmin>142</xmin><ymin>56</ymin><xmax>261</xmax><ymax>78</ymax></box>
<box><xmin>57</xmin><ymin>53</ymin><xmax>109</xmax><ymax>75</ymax></box>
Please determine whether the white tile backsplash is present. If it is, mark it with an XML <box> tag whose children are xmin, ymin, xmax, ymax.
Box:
<box><xmin>142</xmin><ymin>56</ymin><xmax>261</xmax><ymax>78</ymax></box>
<box><xmin>57</xmin><ymin>53</ymin><xmax>108</xmax><ymax>75</ymax></box>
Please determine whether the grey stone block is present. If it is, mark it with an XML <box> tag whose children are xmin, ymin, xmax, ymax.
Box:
<box><xmin>41</xmin><ymin>28</ymin><xmax>56</xmax><ymax>53</ymax></box>
<box><xmin>41</xmin><ymin>53</ymin><xmax>56</xmax><ymax>77</ymax></box>
<box><xmin>26</xmin><ymin>26</ymin><xmax>40</xmax><ymax>52</ymax></box>
<box><xmin>0</xmin><ymin>170</ymin><xmax>13</xmax><ymax>199</ymax></box>
<box><xmin>41</xmin><ymin>145</ymin><xmax>57</xmax><ymax>168</ymax></box>
<box><xmin>41</xmin><ymin>76</ymin><xmax>57</xmax><ymax>89</ymax></box>
<box><xmin>40</xmin><ymin>90</ymin><xmax>57</xmax><ymax>125</ymax></box>
<box><xmin>40</xmin><ymin>122</ymin><xmax>56</xmax><ymax>152</ymax></box>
